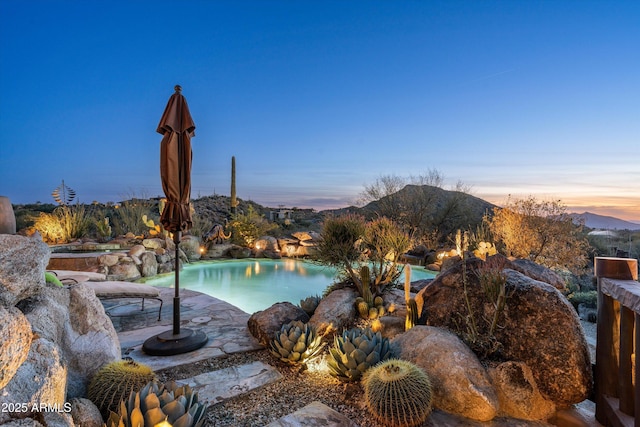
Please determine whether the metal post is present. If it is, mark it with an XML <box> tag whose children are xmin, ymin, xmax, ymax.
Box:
<box><xmin>173</xmin><ymin>231</ymin><xmax>181</xmax><ymax>335</ymax></box>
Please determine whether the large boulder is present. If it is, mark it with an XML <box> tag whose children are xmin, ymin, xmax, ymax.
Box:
<box><xmin>229</xmin><ymin>245</ymin><xmax>252</xmax><ymax>259</ymax></box>
<box><xmin>142</xmin><ymin>238</ymin><xmax>165</xmax><ymax>250</ymax></box>
<box><xmin>510</xmin><ymin>258</ymin><xmax>567</xmax><ymax>291</ymax></box>
<box><xmin>205</xmin><ymin>243</ymin><xmax>233</xmax><ymax>258</ymax></box>
<box><xmin>488</xmin><ymin>361</ymin><xmax>556</xmax><ymax>420</ymax></box>
<box><xmin>381</xmin><ymin>288</ymin><xmax>409</xmax><ymax>318</ymax></box>
<box><xmin>1</xmin><ymin>420</ymin><xmax>45</xmax><ymax>426</ymax></box>
<box><xmin>392</xmin><ymin>326</ymin><xmax>499</xmax><ymax>421</ymax></box>
<box><xmin>309</xmin><ymin>287</ymin><xmax>358</xmax><ymax>336</ymax></box>
<box><xmin>179</xmin><ymin>235</ymin><xmax>202</xmax><ymax>261</ymax></box>
<box><xmin>255</xmin><ymin>236</ymin><xmax>279</xmax><ymax>252</ymax></box>
<box><xmin>108</xmin><ymin>258</ymin><xmax>141</xmax><ymax>281</ymax></box>
<box><xmin>140</xmin><ymin>251</ymin><xmax>158</xmax><ymax>277</ymax></box>
<box><xmin>416</xmin><ymin>258</ymin><xmax>592</xmax><ymax>406</ymax></box>
<box><xmin>97</xmin><ymin>253</ymin><xmax>121</xmax><ymax>267</ymax></box>
<box><xmin>0</xmin><ymin>306</ymin><xmax>33</xmax><ymax>389</ymax></box>
<box><xmin>128</xmin><ymin>244</ymin><xmax>146</xmax><ymax>258</ymax></box>
<box><xmin>497</xmin><ymin>270</ymin><xmax>592</xmax><ymax>405</ymax></box>
<box><xmin>0</xmin><ymin>338</ymin><xmax>67</xmax><ymax>424</ymax></box>
<box><xmin>248</xmin><ymin>302</ymin><xmax>310</xmax><ymax>346</ymax></box>
<box><xmin>0</xmin><ymin>235</ymin><xmax>49</xmax><ymax>307</ymax></box>
<box><xmin>63</xmin><ymin>283</ymin><xmax>122</xmax><ymax>397</ymax></box>
<box><xmin>20</xmin><ymin>284</ymin><xmax>120</xmax><ymax>398</ymax></box>
<box><xmin>69</xmin><ymin>398</ymin><xmax>104</xmax><ymax>427</ymax></box>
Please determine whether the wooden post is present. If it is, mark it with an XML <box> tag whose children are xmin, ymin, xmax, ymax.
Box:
<box><xmin>633</xmin><ymin>313</ymin><xmax>640</xmax><ymax>427</ymax></box>
<box><xmin>594</xmin><ymin>257</ymin><xmax>638</xmax><ymax>425</ymax></box>
<box><xmin>620</xmin><ymin>305</ymin><xmax>635</xmax><ymax>416</ymax></box>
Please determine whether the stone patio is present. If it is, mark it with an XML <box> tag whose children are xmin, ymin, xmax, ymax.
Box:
<box><xmin>107</xmin><ymin>287</ymin><xmax>263</xmax><ymax>370</ymax></box>
<box><xmin>109</xmin><ymin>286</ymin><xmax>355</xmax><ymax>426</ymax></box>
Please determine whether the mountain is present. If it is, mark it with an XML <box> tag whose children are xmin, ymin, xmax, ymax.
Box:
<box><xmin>322</xmin><ymin>184</ymin><xmax>496</xmax><ymax>236</ymax></box>
<box><xmin>571</xmin><ymin>212</ymin><xmax>640</xmax><ymax>230</ymax></box>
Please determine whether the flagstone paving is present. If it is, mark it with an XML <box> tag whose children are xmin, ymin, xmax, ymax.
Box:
<box><xmin>108</xmin><ymin>287</ymin><xmax>263</xmax><ymax>371</ymax></box>
<box><xmin>266</xmin><ymin>401</ymin><xmax>360</xmax><ymax>427</ymax></box>
<box><xmin>181</xmin><ymin>361</ymin><xmax>282</xmax><ymax>404</ymax></box>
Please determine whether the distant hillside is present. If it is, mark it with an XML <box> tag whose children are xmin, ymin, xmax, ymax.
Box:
<box><xmin>571</xmin><ymin>212</ymin><xmax>640</xmax><ymax>230</ymax></box>
<box><xmin>322</xmin><ymin>185</ymin><xmax>496</xmax><ymax>239</ymax></box>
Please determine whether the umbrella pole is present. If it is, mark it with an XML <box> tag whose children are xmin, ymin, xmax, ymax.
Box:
<box><xmin>173</xmin><ymin>231</ymin><xmax>181</xmax><ymax>335</ymax></box>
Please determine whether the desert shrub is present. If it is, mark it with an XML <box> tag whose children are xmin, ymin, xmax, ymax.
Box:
<box><xmin>228</xmin><ymin>205</ymin><xmax>278</xmax><ymax>246</ymax></box>
<box><xmin>315</xmin><ymin>214</ymin><xmax>411</xmax><ymax>295</ymax></box>
<box><xmin>30</xmin><ymin>204</ymin><xmax>90</xmax><ymax>243</ymax></box>
<box><xmin>315</xmin><ymin>214</ymin><xmax>367</xmax><ymax>287</ymax></box>
<box><xmin>31</xmin><ymin>211</ymin><xmax>65</xmax><ymax>243</ymax></box>
<box><xmin>568</xmin><ymin>291</ymin><xmax>597</xmax><ymax>311</ymax></box>
<box><xmin>112</xmin><ymin>197</ymin><xmax>154</xmax><ymax>236</ymax></box>
<box><xmin>363</xmin><ymin>217</ymin><xmax>411</xmax><ymax>285</ymax></box>
<box><xmin>488</xmin><ymin>196</ymin><xmax>590</xmax><ymax>273</ymax></box>
<box><xmin>190</xmin><ymin>210</ymin><xmax>215</xmax><ymax>238</ymax></box>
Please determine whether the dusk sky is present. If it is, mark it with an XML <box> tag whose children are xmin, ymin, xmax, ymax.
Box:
<box><xmin>1</xmin><ymin>1</ymin><xmax>638</xmax><ymax>222</ymax></box>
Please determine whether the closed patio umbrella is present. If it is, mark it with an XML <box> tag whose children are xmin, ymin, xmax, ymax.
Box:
<box><xmin>143</xmin><ymin>85</ymin><xmax>208</xmax><ymax>356</ymax></box>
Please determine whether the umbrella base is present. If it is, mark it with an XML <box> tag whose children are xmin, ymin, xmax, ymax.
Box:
<box><xmin>142</xmin><ymin>328</ymin><xmax>208</xmax><ymax>356</ymax></box>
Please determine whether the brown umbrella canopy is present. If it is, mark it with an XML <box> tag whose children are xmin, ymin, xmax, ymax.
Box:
<box><xmin>158</xmin><ymin>85</ymin><xmax>195</xmax><ymax>234</ymax></box>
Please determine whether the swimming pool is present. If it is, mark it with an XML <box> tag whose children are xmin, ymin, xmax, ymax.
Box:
<box><xmin>143</xmin><ymin>259</ymin><xmax>437</xmax><ymax>314</ymax></box>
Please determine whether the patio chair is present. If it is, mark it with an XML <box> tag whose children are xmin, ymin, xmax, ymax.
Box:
<box><xmin>83</xmin><ymin>281</ymin><xmax>163</xmax><ymax>321</ymax></box>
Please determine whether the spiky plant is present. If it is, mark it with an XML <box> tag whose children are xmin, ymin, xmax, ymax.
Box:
<box><xmin>88</xmin><ymin>359</ymin><xmax>157</xmax><ymax>419</ymax></box>
<box><xmin>299</xmin><ymin>295</ymin><xmax>321</xmax><ymax>316</ymax></box>
<box><xmin>363</xmin><ymin>359</ymin><xmax>433</xmax><ymax>427</ymax></box>
<box><xmin>106</xmin><ymin>380</ymin><xmax>207</xmax><ymax>427</ymax></box>
<box><xmin>269</xmin><ymin>320</ymin><xmax>324</xmax><ymax>365</ymax></box>
<box><xmin>327</xmin><ymin>327</ymin><xmax>392</xmax><ymax>382</ymax></box>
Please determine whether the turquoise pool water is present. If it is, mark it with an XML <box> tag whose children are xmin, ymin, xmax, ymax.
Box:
<box><xmin>143</xmin><ymin>259</ymin><xmax>436</xmax><ymax>314</ymax></box>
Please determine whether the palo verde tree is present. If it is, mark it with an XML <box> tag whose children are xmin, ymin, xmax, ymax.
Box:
<box><xmin>488</xmin><ymin>196</ymin><xmax>590</xmax><ymax>272</ymax></box>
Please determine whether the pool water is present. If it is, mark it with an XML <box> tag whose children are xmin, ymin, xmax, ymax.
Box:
<box><xmin>143</xmin><ymin>259</ymin><xmax>436</xmax><ymax>314</ymax></box>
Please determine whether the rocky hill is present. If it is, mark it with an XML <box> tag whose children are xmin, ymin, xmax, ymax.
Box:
<box><xmin>323</xmin><ymin>184</ymin><xmax>495</xmax><ymax>237</ymax></box>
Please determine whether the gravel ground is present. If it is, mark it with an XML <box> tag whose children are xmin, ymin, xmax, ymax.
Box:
<box><xmin>156</xmin><ymin>347</ymin><xmax>377</xmax><ymax>427</ymax></box>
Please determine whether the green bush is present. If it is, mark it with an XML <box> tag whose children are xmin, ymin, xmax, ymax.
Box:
<box><xmin>568</xmin><ymin>291</ymin><xmax>597</xmax><ymax>310</ymax></box>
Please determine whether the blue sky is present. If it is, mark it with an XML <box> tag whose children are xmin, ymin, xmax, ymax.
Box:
<box><xmin>1</xmin><ymin>0</ymin><xmax>639</xmax><ymax>221</ymax></box>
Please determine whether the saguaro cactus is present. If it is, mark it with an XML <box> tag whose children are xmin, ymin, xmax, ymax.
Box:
<box><xmin>230</xmin><ymin>156</ymin><xmax>238</xmax><ymax>215</ymax></box>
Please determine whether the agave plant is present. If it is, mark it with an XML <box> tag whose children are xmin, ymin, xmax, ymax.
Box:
<box><xmin>270</xmin><ymin>320</ymin><xmax>324</xmax><ymax>365</ymax></box>
<box><xmin>299</xmin><ymin>295</ymin><xmax>321</xmax><ymax>316</ymax></box>
<box><xmin>106</xmin><ymin>380</ymin><xmax>207</xmax><ymax>427</ymax></box>
<box><xmin>327</xmin><ymin>327</ymin><xmax>392</xmax><ymax>382</ymax></box>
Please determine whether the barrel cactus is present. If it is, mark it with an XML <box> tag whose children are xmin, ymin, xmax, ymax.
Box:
<box><xmin>355</xmin><ymin>295</ymin><xmax>385</xmax><ymax>320</ymax></box>
<box><xmin>88</xmin><ymin>359</ymin><xmax>157</xmax><ymax>419</ymax></box>
<box><xmin>327</xmin><ymin>327</ymin><xmax>392</xmax><ymax>382</ymax></box>
<box><xmin>270</xmin><ymin>320</ymin><xmax>324</xmax><ymax>365</ymax></box>
<box><xmin>106</xmin><ymin>380</ymin><xmax>207</xmax><ymax>427</ymax></box>
<box><xmin>363</xmin><ymin>359</ymin><xmax>433</xmax><ymax>427</ymax></box>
